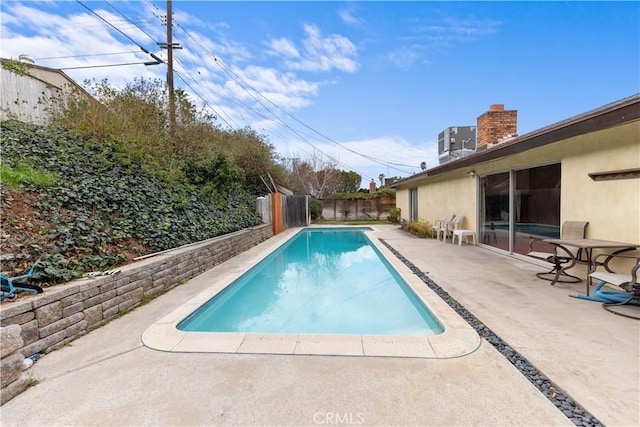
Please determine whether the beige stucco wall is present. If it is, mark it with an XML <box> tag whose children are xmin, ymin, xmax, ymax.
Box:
<box><xmin>416</xmin><ymin>173</ymin><xmax>477</xmax><ymax>230</ymax></box>
<box><xmin>395</xmin><ymin>169</ymin><xmax>477</xmax><ymax>230</ymax></box>
<box><xmin>395</xmin><ymin>190</ymin><xmax>409</xmax><ymax>222</ymax></box>
<box><xmin>560</xmin><ymin>123</ymin><xmax>639</xmax><ymax>242</ymax></box>
<box><xmin>396</xmin><ymin>119</ymin><xmax>640</xmax><ymax>261</ymax></box>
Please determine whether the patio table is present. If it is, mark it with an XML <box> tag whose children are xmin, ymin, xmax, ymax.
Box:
<box><xmin>543</xmin><ymin>238</ymin><xmax>639</xmax><ymax>295</ymax></box>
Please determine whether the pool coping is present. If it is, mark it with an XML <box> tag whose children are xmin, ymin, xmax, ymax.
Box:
<box><xmin>142</xmin><ymin>226</ymin><xmax>481</xmax><ymax>358</ymax></box>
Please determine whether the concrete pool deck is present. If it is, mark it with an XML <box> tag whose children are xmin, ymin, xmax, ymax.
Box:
<box><xmin>1</xmin><ymin>225</ymin><xmax>638</xmax><ymax>426</ymax></box>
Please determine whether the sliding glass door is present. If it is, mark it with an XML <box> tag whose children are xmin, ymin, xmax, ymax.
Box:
<box><xmin>480</xmin><ymin>172</ymin><xmax>510</xmax><ymax>250</ymax></box>
<box><xmin>480</xmin><ymin>163</ymin><xmax>561</xmax><ymax>255</ymax></box>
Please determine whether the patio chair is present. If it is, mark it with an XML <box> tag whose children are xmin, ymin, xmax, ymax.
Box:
<box><xmin>440</xmin><ymin>214</ymin><xmax>464</xmax><ymax>243</ymax></box>
<box><xmin>584</xmin><ymin>254</ymin><xmax>640</xmax><ymax>319</ymax></box>
<box><xmin>432</xmin><ymin>213</ymin><xmax>454</xmax><ymax>241</ymax></box>
<box><xmin>1</xmin><ymin>259</ymin><xmax>44</xmax><ymax>301</ymax></box>
<box><xmin>527</xmin><ymin>221</ymin><xmax>588</xmax><ymax>285</ymax></box>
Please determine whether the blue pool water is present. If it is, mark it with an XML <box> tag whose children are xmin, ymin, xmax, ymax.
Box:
<box><xmin>486</xmin><ymin>223</ymin><xmax>560</xmax><ymax>238</ymax></box>
<box><xmin>178</xmin><ymin>228</ymin><xmax>443</xmax><ymax>335</ymax></box>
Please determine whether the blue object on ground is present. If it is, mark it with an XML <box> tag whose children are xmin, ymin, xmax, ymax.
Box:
<box><xmin>571</xmin><ymin>281</ymin><xmax>640</xmax><ymax>306</ymax></box>
<box><xmin>0</xmin><ymin>260</ymin><xmax>44</xmax><ymax>301</ymax></box>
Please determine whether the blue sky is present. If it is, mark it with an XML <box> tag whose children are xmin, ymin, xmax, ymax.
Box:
<box><xmin>1</xmin><ymin>1</ymin><xmax>638</xmax><ymax>184</ymax></box>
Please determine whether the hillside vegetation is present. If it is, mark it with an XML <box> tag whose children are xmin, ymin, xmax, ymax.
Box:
<box><xmin>0</xmin><ymin>77</ymin><xmax>286</xmax><ymax>285</ymax></box>
<box><xmin>0</xmin><ymin>120</ymin><xmax>263</xmax><ymax>284</ymax></box>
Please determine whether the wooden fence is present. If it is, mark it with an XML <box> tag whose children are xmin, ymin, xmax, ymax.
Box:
<box><xmin>256</xmin><ymin>194</ymin><xmax>309</xmax><ymax>234</ymax></box>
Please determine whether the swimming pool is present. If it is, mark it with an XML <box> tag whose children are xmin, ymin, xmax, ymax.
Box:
<box><xmin>142</xmin><ymin>226</ymin><xmax>480</xmax><ymax>358</ymax></box>
<box><xmin>178</xmin><ymin>228</ymin><xmax>443</xmax><ymax>336</ymax></box>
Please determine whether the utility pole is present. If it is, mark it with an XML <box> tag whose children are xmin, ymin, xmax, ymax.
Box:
<box><xmin>159</xmin><ymin>0</ymin><xmax>181</xmax><ymax>134</ymax></box>
<box><xmin>166</xmin><ymin>0</ymin><xmax>175</xmax><ymax>133</ymax></box>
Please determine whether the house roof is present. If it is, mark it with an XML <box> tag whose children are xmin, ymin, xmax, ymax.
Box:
<box><xmin>1</xmin><ymin>57</ymin><xmax>93</xmax><ymax>99</ymax></box>
<box><xmin>391</xmin><ymin>93</ymin><xmax>640</xmax><ymax>188</ymax></box>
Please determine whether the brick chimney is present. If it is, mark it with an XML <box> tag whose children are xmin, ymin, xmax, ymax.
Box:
<box><xmin>476</xmin><ymin>104</ymin><xmax>517</xmax><ymax>150</ymax></box>
<box><xmin>369</xmin><ymin>179</ymin><xmax>377</xmax><ymax>194</ymax></box>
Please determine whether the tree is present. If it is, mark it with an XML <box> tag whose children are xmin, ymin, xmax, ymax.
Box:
<box><xmin>286</xmin><ymin>153</ymin><xmax>341</xmax><ymax>198</ymax></box>
<box><xmin>225</xmin><ymin>127</ymin><xmax>286</xmax><ymax>196</ymax></box>
<box><xmin>335</xmin><ymin>170</ymin><xmax>361</xmax><ymax>193</ymax></box>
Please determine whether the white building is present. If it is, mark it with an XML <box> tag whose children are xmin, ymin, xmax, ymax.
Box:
<box><xmin>1</xmin><ymin>57</ymin><xmax>92</xmax><ymax>124</ymax></box>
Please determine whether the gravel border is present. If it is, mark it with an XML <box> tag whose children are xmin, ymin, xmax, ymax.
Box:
<box><xmin>380</xmin><ymin>238</ymin><xmax>602</xmax><ymax>427</ymax></box>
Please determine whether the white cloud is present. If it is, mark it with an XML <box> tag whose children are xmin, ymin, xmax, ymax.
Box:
<box><xmin>226</xmin><ymin>65</ymin><xmax>319</xmax><ymax>109</ymax></box>
<box><xmin>415</xmin><ymin>16</ymin><xmax>502</xmax><ymax>44</ymax></box>
<box><xmin>271</xmin><ymin>24</ymin><xmax>358</xmax><ymax>73</ymax></box>
<box><xmin>269</xmin><ymin>38</ymin><xmax>300</xmax><ymax>58</ymax></box>
<box><xmin>383</xmin><ymin>15</ymin><xmax>503</xmax><ymax>70</ymax></box>
<box><xmin>386</xmin><ymin>46</ymin><xmax>426</xmax><ymax>70</ymax></box>
<box><xmin>339</xmin><ymin>7</ymin><xmax>362</xmax><ymax>27</ymax></box>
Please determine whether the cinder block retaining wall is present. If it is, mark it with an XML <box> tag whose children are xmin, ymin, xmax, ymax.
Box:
<box><xmin>0</xmin><ymin>224</ymin><xmax>273</xmax><ymax>404</ymax></box>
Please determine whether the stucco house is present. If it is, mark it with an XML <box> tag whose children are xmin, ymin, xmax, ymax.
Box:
<box><xmin>0</xmin><ymin>57</ymin><xmax>93</xmax><ymax>125</ymax></box>
<box><xmin>391</xmin><ymin>94</ymin><xmax>640</xmax><ymax>278</ymax></box>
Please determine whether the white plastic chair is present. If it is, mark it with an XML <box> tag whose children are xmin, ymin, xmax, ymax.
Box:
<box><xmin>432</xmin><ymin>213</ymin><xmax>454</xmax><ymax>240</ymax></box>
<box><xmin>440</xmin><ymin>215</ymin><xmax>463</xmax><ymax>243</ymax></box>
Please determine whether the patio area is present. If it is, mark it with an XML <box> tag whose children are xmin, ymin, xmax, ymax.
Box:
<box><xmin>1</xmin><ymin>225</ymin><xmax>638</xmax><ymax>426</ymax></box>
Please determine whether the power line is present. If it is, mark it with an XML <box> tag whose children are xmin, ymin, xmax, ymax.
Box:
<box><xmin>170</xmin><ymin>21</ymin><xmax>378</xmax><ymax>180</ymax></box>
<box><xmin>34</xmin><ymin>51</ymin><xmax>140</xmax><ymax>60</ymax></box>
<box><xmin>158</xmin><ymin>5</ymin><xmax>414</xmax><ymax>179</ymax></box>
<box><xmin>104</xmin><ymin>0</ymin><xmax>158</xmax><ymax>44</ymax></box>
<box><xmin>75</xmin><ymin>0</ymin><xmax>164</xmax><ymax>65</ymax></box>
<box><xmin>172</xmin><ymin>68</ymin><xmax>235</xmax><ymax>129</ymax></box>
<box><xmin>174</xmin><ymin>60</ymin><xmax>373</xmax><ymax>178</ymax></box>
<box><xmin>172</xmin><ymin>57</ymin><xmax>249</xmax><ymax>129</ymax></box>
<box><xmin>213</xmin><ymin>58</ymin><xmax>416</xmax><ymax>175</ymax></box>
<box><xmin>174</xmin><ymin>24</ymin><xmax>416</xmax><ymax>174</ymax></box>
<box><xmin>226</xmin><ymin>61</ymin><xmax>417</xmax><ymax>171</ymax></box>
<box><xmin>76</xmin><ymin>1</ymin><xmax>143</xmax><ymax>47</ymax></box>
<box><xmin>60</xmin><ymin>61</ymin><xmax>161</xmax><ymax>70</ymax></box>
<box><xmin>211</xmin><ymin>58</ymin><xmax>376</xmax><ymax>178</ymax></box>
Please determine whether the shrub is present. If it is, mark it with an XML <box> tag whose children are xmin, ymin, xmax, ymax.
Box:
<box><xmin>310</xmin><ymin>198</ymin><xmax>323</xmax><ymax>220</ymax></box>
<box><xmin>388</xmin><ymin>207</ymin><xmax>401</xmax><ymax>223</ymax></box>
<box><xmin>402</xmin><ymin>219</ymin><xmax>436</xmax><ymax>238</ymax></box>
<box><xmin>377</xmin><ymin>188</ymin><xmax>396</xmax><ymax>198</ymax></box>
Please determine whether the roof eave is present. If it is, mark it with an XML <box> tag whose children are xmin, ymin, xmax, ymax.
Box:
<box><xmin>391</xmin><ymin>94</ymin><xmax>640</xmax><ymax>188</ymax></box>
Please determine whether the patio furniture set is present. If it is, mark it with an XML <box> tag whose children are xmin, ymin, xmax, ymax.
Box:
<box><xmin>432</xmin><ymin>215</ymin><xmax>640</xmax><ymax>318</ymax></box>
<box><xmin>526</xmin><ymin>220</ymin><xmax>639</xmax><ymax>318</ymax></box>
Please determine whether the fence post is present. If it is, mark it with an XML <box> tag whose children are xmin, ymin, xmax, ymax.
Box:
<box><xmin>271</xmin><ymin>193</ymin><xmax>284</xmax><ymax>235</ymax></box>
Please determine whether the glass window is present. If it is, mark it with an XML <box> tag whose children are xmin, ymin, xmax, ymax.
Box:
<box><xmin>409</xmin><ymin>188</ymin><xmax>418</xmax><ymax>222</ymax></box>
